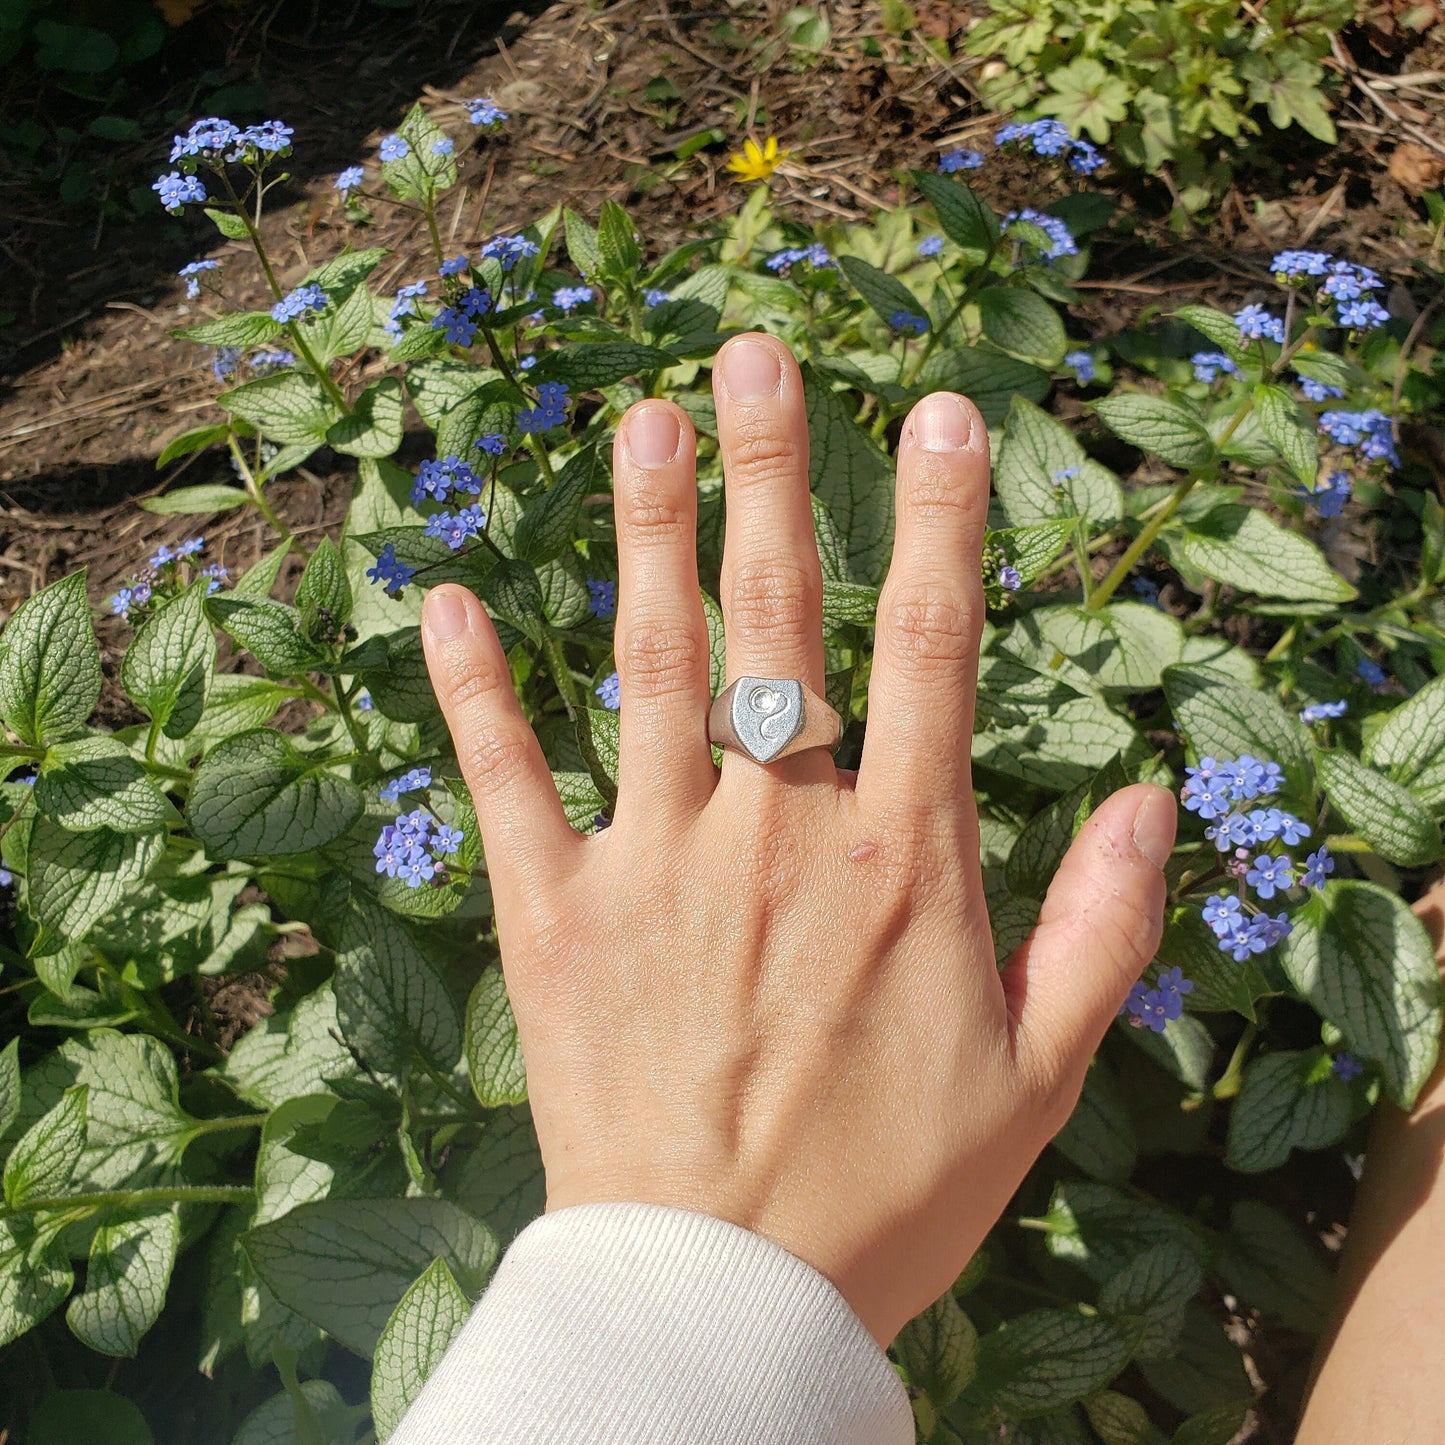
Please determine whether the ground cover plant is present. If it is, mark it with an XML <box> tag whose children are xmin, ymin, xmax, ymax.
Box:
<box><xmin>1</xmin><ymin>88</ymin><xmax>1444</xmax><ymax>1444</ymax></box>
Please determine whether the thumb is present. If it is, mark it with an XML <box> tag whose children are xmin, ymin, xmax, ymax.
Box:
<box><xmin>1003</xmin><ymin>783</ymin><xmax>1175</xmax><ymax>1081</ymax></box>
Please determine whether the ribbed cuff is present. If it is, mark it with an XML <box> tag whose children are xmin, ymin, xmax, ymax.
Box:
<box><xmin>390</xmin><ymin>1201</ymin><xmax>913</xmax><ymax>1445</ymax></box>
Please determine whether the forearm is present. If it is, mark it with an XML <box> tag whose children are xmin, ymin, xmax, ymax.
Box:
<box><xmin>1297</xmin><ymin>888</ymin><xmax>1445</xmax><ymax>1443</ymax></box>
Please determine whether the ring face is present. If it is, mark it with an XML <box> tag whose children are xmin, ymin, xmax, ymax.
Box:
<box><xmin>728</xmin><ymin>676</ymin><xmax>804</xmax><ymax>763</ymax></box>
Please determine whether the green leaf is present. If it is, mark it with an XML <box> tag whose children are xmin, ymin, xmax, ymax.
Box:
<box><xmin>596</xmin><ymin>197</ymin><xmax>642</xmax><ymax>278</ymax></box>
<box><xmin>122</xmin><ymin>582</ymin><xmax>216</xmax><ymax>738</ymax></box>
<box><xmin>29</xmin><ymin>1391</ymin><xmax>155</xmax><ymax>1445</ymax></box>
<box><xmin>192</xmin><ymin>674</ymin><xmax>291</xmax><ymax>742</ymax></box>
<box><xmin>1173</xmin><ymin>306</ymin><xmax>1248</xmax><ymax>366</ymax></box>
<box><xmin>220</xmin><ymin>372</ymin><xmax>340</xmax><ymax>446</ymax></box>
<box><xmin>1169</xmin><ymin>504</ymin><xmax>1354</xmax><ymax>603</ymax></box>
<box><xmin>34</xmin><ymin>737</ymin><xmax>171</xmax><ymax>834</ymax></box>
<box><xmin>1091</xmin><ymin>393</ymin><xmax>1214</xmax><ymax>469</ymax></box>
<box><xmin>334</xmin><ymin>897</ymin><xmax>462</xmax><ymax>1077</ymax></box>
<box><xmin>12</xmin><ymin>1032</ymin><xmax>195</xmax><ymax>1193</ymax></box>
<box><xmin>1281</xmin><ymin>881</ymin><xmax>1442</xmax><ymax>1106</ymax></box>
<box><xmin>1225</xmin><ymin>1049</ymin><xmax>1351</xmax><ymax>1173</ymax></box>
<box><xmin>295</xmin><ymin>536</ymin><xmax>354</xmax><ymax>635</ymax></box>
<box><xmin>480</xmin><ymin>558</ymin><xmax>547</xmax><ymax>644</ymax></box>
<box><xmin>443</xmin><ymin>1105</ymin><xmax>545</xmax><ymax>1248</ymax></box>
<box><xmin>1084</xmin><ymin>1392</ymin><xmax>1163</xmax><ymax>1445</ymax></box>
<box><xmin>380</xmin><ymin>102</ymin><xmax>458</xmax><ymax>203</ymax></box>
<box><xmin>0</xmin><ymin>1039</ymin><xmax>19</xmax><ymax>1138</ymax></box>
<box><xmin>1099</xmin><ymin>1242</ymin><xmax>1203</xmax><ymax>1361</ymax></box>
<box><xmin>821</xmin><ymin>578</ymin><xmax>880</xmax><ymax>626</ymax></box>
<box><xmin>895</xmin><ymin>1290</ymin><xmax>978</xmax><ymax>1405</ymax></box>
<box><xmin>0</xmin><ymin>571</ymin><xmax>101</xmax><ymax>746</ymax></box>
<box><xmin>994</xmin><ymin>396</ymin><xmax>1122</xmax><ymax>527</ymax></box>
<box><xmin>1038</xmin><ymin>603</ymin><xmax>1184</xmax><ymax>691</ymax></box>
<box><xmin>203</xmin><ymin>207</ymin><xmax>249</xmax><ymax>240</ymax></box>
<box><xmin>978</xmin><ymin>286</ymin><xmax>1067</xmax><ymax>367</ymax></box>
<box><xmin>465</xmin><ymin>966</ymin><xmax>527</xmax><ymax>1107</ymax></box>
<box><xmin>1215</xmin><ymin>1200</ymin><xmax>1334</xmax><ymax>1335</ymax></box>
<box><xmin>563</xmin><ymin>208</ymin><xmax>603</xmax><ymax>281</ymax></box>
<box><xmin>308</xmin><ymin>247</ymin><xmax>388</xmax><ymax>294</ymax></box>
<box><xmin>243</xmin><ymin>1198</ymin><xmax>496</xmax><ymax>1358</ymax></box>
<box><xmin>802</xmin><ymin>364</ymin><xmax>894</xmax><ymax>584</ymax></box>
<box><xmin>1364</xmin><ymin>675</ymin><xmax>1445</xmax><ymax>808</ymax></box>
<box><xmin>1155</xmin><ymin>906</ymin><xmax>1263</xmax><ymax>1019</ymax></box>
<box><xmin>327</xmin><ymin>376</ymin><xmax>404</xmax><ymax>458</ymax></box>
<box><xmin>3</xmin><ymin>1084</ymin><xmax>87</xmax><ymax>1206</ymax></box>
<box><xmin>153</xmin><ymin>427</ymin><xmax>237</xmax><ymax>471</ymax></box>
<box><xmin>529</xmin><ymin>342</ymin><xmax>678</xmax><ymax>391</ymax></box>
<box><xmin>176</xmin><ymin>311</ymin><xmax>281</xmax><ymax>349</ymax></box>
<box><xmin>356</xmin><ymin>628</ymin><xmax>436</xmax><ymax>723</ymax></box>
<box><xmin>973</xmin><ymin>694</ymin><xmax>1143</xmax><ymax>791</ymax></box>
<box><xmin>65</xmin><ymin>1209</ymin><xmax>179</xmax><ymax>1356</ymax></box>
<box><xmin>207</xmin><ymin>595</ymin><xmax>325</xmax><ymax>675</ymax></box>
<box><xmin>371</xmin><ymin>1257</ymin><xmax>472</xmax><ymax>1441</ymax></box>
<box><xmin>1171</xmin><ymin>1402</ymin><xmax>1253</xmax><ymax>1445</ymax></box>
<box><xmin>1052</xmin><ymin>1058</ymin><xmax>1137</xmax><ymax>1184</ymax></box>
<box><xmin>1035</xmin><ymin>1181</ymin><xmax>1209</xmax><ymax>1285</ymax></box>
<box><xmin>976</xmin><ymin>653</ymin><xmax>1081</xmax><ymax>730</ymax></box>
<box><xmin>912</xmin><ymin>170</ymin><xmax>998</xmax><ymax>252</ymax></box>
<box><xmin>27</xmin><ymin>822</ymin><xmax>165</xmax><ymax>957</ymax></box>
<box><xmin>913</xmin><ymin>346</ymin><xmax>1050</xmax><ymax>429</ymax></box>
<box><xmin>311</xmin><ymin>279</ymin><xmax>376</xmax><ymax>364</ymax></box>
<box><xmin>986</xmin><ymin>519</ymin><xmax>1076</xmax><ymax>587</ymax></box>
<box><xmin>969</xmin><ymin>1309</ymin><xmax>1132</xmax><ymax>1419</ymax></box>
<box><xmin>1252</xmin><ymin>383</ymin><xmax>1319</xmax><ymax>486</ymax></box>
<box><xmin>838</xmin><ymin>254</ymin><xmax>928</xmax><ymax>329</ymax></box>
<box><xmin>188</xmin><ymin>729</ymin><xmax>365</xmax><ymax>859</ymax></box>
<box><xmin>233</xmin><ymin>540</ymin><xmax>293</xmax><ymax>599</ymax></box>
<box><xmin>142</xmin><ymin>482</ymin><xmax>251</xmax><ymax>516</ymax></box>
<box><xmin>515</xmin><ymin>443</ymin><xmax>601</xmax><ymax>567</ymax></box>
<box><xmin>219</xmin><ymin>984</ymin><xmax>356</xmax><ymax>1110</ymax></box>
<box><xmin>0</xmin><ymin>1218</ymin><xmax>72</xmax><ymax>1348</ymax></box>
<box><xmin>1315</xmin><ymin>749</ymin><xmax>1440</xmax><ymax>866</ymax></box>
<box><xmin>1161</xmin><ymin>666</ymin><xmax>1310</xmax><ymax>801</ymax></box>
<box><xmin>230</xmin><ymin>1381</ymin><xmax>350</xmax><ymax>1445</ymax></box>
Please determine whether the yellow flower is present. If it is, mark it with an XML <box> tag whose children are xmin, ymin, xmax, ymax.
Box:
<box><xmin>725</xmin><ymin>136</ymin><xmax>788</xmax><ymax>182</ymax></box>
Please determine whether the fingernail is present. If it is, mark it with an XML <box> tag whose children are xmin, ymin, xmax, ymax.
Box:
<box><xmin>720</xmin><ymin>337</ymin><xmax>782</xmax><ymax>401</ymax></box>
<box><xmin>628</xmin><ymin>406</ymin><xmax>681</xmax><ymax>467</ymax></box>
<box><xmin>914</xmin><ymin>393</ymin><xmax>971</xmax><ymax>452</ymax></box>
<box><xmin>1132</xmin><ymin>787</ymin><xmax>1177</xmax><ymax>869</ymax></box>
<box><xmin>428</xmin><ymin>589</ymin><xmax>471</xmax><ymax>639</ymax></box>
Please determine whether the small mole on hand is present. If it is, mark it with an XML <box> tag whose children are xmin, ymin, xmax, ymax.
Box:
<box><xmin>848</xmin><ymin>839</ymin><xmax>878</xmax><ymax>864</ymax></box>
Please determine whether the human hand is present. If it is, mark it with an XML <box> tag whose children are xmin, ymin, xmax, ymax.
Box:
<box><xmin>420</xmin><ymin>333</ymin><xmax>1176</xmax><ymax>1348</ymax></box>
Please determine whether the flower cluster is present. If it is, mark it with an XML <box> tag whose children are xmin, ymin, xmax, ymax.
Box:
<box><xmin>1234</xmin><ymin>304</ymin><xmax>1285</xmax><ymax>344</ymax></box>
<box><xmin>1301</xmin><ymin>469</ymin><xmax>1351</xmax><ymax>518</ymax></box>
<box><xmin>469</xmin><ymin>97</ymin><xmax>508</xmax><ymax>127</ymax></box>
<box><xmin>1299</xmin><ymin>378</ymin><xmax>1343</xmax><ymax>403</ymax></box>
<box><xmin>179</xmin><ymin>259</ymin><xmax>219</xmax><ymax>299</ymax></box>
<box><xmin>1299</xmin><ymin>699</ymin><xmax>1347</xmax><ymax>724</ymax></box>
<box><xmin>411</xmin><ymin>455</ymin><xmax>481</xmax><ymax>506</ymax></box>
<box><xmin>552</xmin><ymin>285</ymin><xmax>593</xmax><ymax>313</ymax></box>
<box><xmin>1002</xmin><ymin>207</ymin><xmax>1077</xmax><ymax>261</ymax></box>
<box><xmin>888</xmin><ymin>309</ymin><xmax>929</xmax><ymax>335</ymax></box>
<box><xmin>271</xmin><ymin>284</ymin><xmax>328</xmax><ymax>324</ymax></box>
<box><xmin>431</xmin><ymin>285</ymin><xmax>492</xmax><ymax>346</ymax></box>
<box><xmin>595</xmin><ymin>671</ymin><xmax>621</xmax><ymax>709</ymax></box>
<box><xmin>938</xmin><ymin>149</ymin><xmax>985</xmax><ymax>172</ymax></box>
<box><xmin>366</xmin><ymin>544</ymin><xmax>416</xmax><ymax>597</ymax></box>
<box><xmin>517</xmin><ymin>381</ymin><xmax>571</xmax><ymax>435</ymax></box>
<box><xmin>995</xmin><ymin>119</ymin><xmax>1103</xmax><ymax>174</ymax></box>
<box><xmin>334</xmin><ymin>166</ymin><xmax>364</xmax><ymax>197</ymax></box>
<box><xmin>109</xmin><ymin>537</ymin><xmax>224</xmax><ymax>619</ymax></box>
<box><xmin>1191</xmin><ymin>351</ymin><xmax>1238</xmax><ymax>383</ymax></box>
<box><xmin>155</xmin><ymin>116</ymin><xmax>293</xmax><ymax>211</ymax></box>
<box><xmin>765</xmin><ymin>244</ymin><xmax>833</xmax><ymax>274</ymax></box>
<box><xmin>373</xmin><ymin>806</ymin><xmax>464</xmax><ymax>889</ymax></box>
<box><xmin>480</xmin><ymin>234</ymin><xmax>540</xmax><ymax>271</ymax></box>
<box><xmin>587</xmin><ymin>578</ymin><xmax>617</xmax><ymax>619</ymax></box>
<box><xmin>1064</xmin><ymin>351</ymin><xmax>1094</xmax><ymax>383</ymax></box>
<box><xmin>1121</xmin><ymin>967</ymin><xmax>1193</xmax><ymax>1033</ymax></box>
<box><xmin>1177</xmin><ymin>754</ymin><xmax>1333</xmax><ymax>970</ymax></box>
<box><xmin>153</xmin><ymin>171</ymin><xmax>207</xmax><ymax>213</ymax></box>
<box><xmin>379</xmin><ymin>766</ymin><xmax>432</xmax><ymax>804</ymax></box>
<box><xmin>1319</xmin><ymin>409</ymin><xmax>1398</xmax><ymax>468</ymax></box>
<box><xmin>1270</xmin><ymin>251</ymin><xmax>1391</xmax><ymax>332</ymax></box>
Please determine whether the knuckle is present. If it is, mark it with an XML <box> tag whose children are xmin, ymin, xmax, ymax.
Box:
<box><xmin>459</xmin><ymin>726</ymin><xmax>534</xmax><ymax>796</ymax></box>
<box><xmin>617</xmin><ymin>481</ymin><xmax>692</xmax><ymax>539</ymax></box>
<box><xmin>445</xmin><ymin>663</ymin><xmax>510</xmax><ymax>713</ymax></box>
<box><xmin>1020</xmin><ymin>1045</ymin><xmax>1086</xmax><ymax>1137</ymax></box>
<box><xmin>903</xmin><ymin>451</ymin><xmax>985</xmax><ymax>521</ymax></box>
<box><xmin>727</xmin><ymin>422</ymin><xmax>806</xmax><ymax>487</ymax></box>
<box><xmin>727</xmin><ymin>556</ymin><xmax>816</xmax><ymax>642</ymax></box>
<box><xmin>880</xmin><ymin>581</ymin><xmax>978</xmax><ymax>672</ymax></box>
<box><xmin>620</xmin><ymin>620</ymin><xmax>706</xmax><ymax>699</ymax></box>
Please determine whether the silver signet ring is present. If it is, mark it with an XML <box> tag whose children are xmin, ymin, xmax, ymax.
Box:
<box><xmin>707</xmin><ymin>675</ymin><xmax>842</xmax><ymax>764</ymax></box>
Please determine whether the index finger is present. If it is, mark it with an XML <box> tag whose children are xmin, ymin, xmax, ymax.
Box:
<box><xmin>855</xmin><ymin>392</ymin><xmax>990</xmax><ymax>822</ymax></box>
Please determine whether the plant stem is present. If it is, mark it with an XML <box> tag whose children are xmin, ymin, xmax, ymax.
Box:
<box><xmin>226</xmin><ymin>436</ymin><xmax>295</xmax><ymax>547</ymax></box>
<box><xmin>527</xmin><ymin>434</ymin><xmax>559</xmax><ymax>489</ymax></box>
<box><xmin>189</xmin><ymin>1113</ymin><xmax>268</xmax><ymax>1137</ymax></box>
<box><xmin>285</xmin><ymin>321</ymin><xmax>351</xmax><ymax>415</ymax></box>
<box><xmin>543</xmin><ymin>635</ymin><xmax>617</xmax><ymax>810</ymax></box>
<box><xmin>332</xmin><ymin>675</ymin><xmax>369</xmax><ymax>757</ymax></box>
<box><xmin>0</xmin><ymin>743</ymin><xmax>44</xmax><ymax>761</ymax></box>
<box><xmin>0</xmin><ymin>1184</ymin><xmax>254</xmax><ymax>1220</ymax></box>
<box><xmin>1084</xmin><ymin>391</ymin><xmax>1257</xmax><ymax>614</ymax></box>
<box><xmin>423</xmin><ymin>194</ymin><xmax>445</xmax><ymax>268</ymax></box>
<box><xmin>292</xmin><ymin>676</ymin><xmax>338</xmax><ymax>712</ymax></box>
<box><xmin>1212</xmin><ymin>1022</ymin><xmax>1258</xmax><ymax>1100</ymax></box>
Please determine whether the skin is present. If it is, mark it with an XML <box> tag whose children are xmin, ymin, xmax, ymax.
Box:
<box><xmin>1297</xmin><ymin>871</ymin><xmax>1445</xmax><ymax>1443</ymax></box>
<box><xmin>420</xmin><ymin>334</ymin><xmax>1176</xmax><ymax>1349</ymax></box>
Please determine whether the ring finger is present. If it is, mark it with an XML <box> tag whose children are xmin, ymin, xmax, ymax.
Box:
<box><xmin>712</xmin><ymin>333</ymin><xmax>831</xmax><ymax>785</ymax></box>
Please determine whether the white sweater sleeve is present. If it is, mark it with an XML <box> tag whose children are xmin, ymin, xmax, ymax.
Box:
<box><xmin>390</xmin><ymin>1201</ymin><xmax>914</xmax><ymax>1444</ymax></box>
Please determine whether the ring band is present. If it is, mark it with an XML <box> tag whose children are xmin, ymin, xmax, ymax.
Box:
<box><xmin>708</xmin><ymin>675</ymin><xmax>843</xmax><ymax>764</ymax></box>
